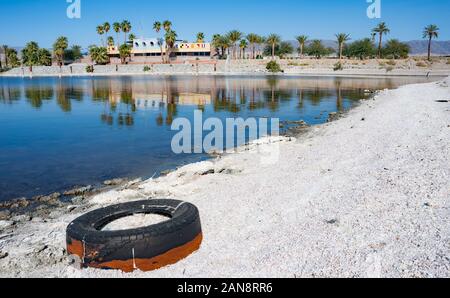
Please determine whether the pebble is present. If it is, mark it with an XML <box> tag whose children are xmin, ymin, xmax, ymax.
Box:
<box><xmin>0</xmin><ymin>210</ymin><xmax>11</xmax><ymax>220</ymax></box>
<box><xmin>0</xmin><ymin>251</ymin><xmax>9</xmax><ymax>259</ymax></box>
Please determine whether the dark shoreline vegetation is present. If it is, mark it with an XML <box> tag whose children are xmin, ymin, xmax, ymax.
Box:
<box><xmin>0</xmin><ymin>75</ymin><xmax>437</xmax><ymax>223</ymax></box>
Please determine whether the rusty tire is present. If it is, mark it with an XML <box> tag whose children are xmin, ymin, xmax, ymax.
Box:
<box><xmin>66</xmin><ymin>199</ymin><xmax>202</xmax><ymax>273</ymax></box>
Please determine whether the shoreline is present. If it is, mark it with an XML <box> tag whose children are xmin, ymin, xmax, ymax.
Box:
<box><xmin>0</xmin><ymin>77</ymin><xmax>449</xmax><ymax>277</ymax></box>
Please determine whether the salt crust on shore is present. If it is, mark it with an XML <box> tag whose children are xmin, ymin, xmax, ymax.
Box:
<box><xmin>0</xmin><ymin>77</ymin><xmax>449</xmax><ymax>277</ymax></box>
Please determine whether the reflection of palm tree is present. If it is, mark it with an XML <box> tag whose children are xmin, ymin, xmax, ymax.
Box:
<box><xmin>334</xmin><ymin>78</ymin><xmax>343</xmax><ymax>111</ymax></box>
<box><xmin>56</xmin><ymin>82</ymin><xmax>71</xmax><ymax>112</ymax></box>
<box><xmin>25</xmin><ymin>86</ymin><xmax>53</xmax><ymax>108</ymax></box>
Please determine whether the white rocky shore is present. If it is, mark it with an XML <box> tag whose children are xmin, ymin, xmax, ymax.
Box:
<box><xmin>0</xmin><ymin>77</ymin><xmax>449</xmax><ymax>278</ymax></box>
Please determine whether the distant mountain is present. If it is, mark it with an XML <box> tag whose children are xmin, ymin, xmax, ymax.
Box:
<box><xmin>405</xmin><ymin>40</ymin><xmax>450</xmax><ymax>56</ymax></box>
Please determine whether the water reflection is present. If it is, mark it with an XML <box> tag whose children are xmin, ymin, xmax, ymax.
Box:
<box><xmin>0</xmin><ymin>75</ymin><xmax>438</xmax><ymax>201</ymax></box>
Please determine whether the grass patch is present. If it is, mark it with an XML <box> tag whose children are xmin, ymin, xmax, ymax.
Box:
<box><xmin>385</xmin><ymin>66</ymin><xmax>394</xmax><ymax>72</ymax></box>
<box><xmin>333</xmin><ymin>62</ymin><xmax>343</xmax><ymax>71</ymax></box>
<box><xmin>85</xmin><ymin>65</ymin><xmax>94</xmax><ymax>73</ymax></box>
<box><xmin>143</xmin><ymin>65</ymin><xmax>151</xmax><ymax>72</ymax></box>
<box><xmin>386</xmin><ymin>60</ymin><xmax>396</xmax><ymax>66</ymax></box>
<box><xmin>416</xmin><ymin>61</ymin><xmax>428</xmax><ymax>67</ymax></box>
<box><xmin>446</xmin><ymin>59</ymin><xmax>450</xmax><ymax>65</ymax></box>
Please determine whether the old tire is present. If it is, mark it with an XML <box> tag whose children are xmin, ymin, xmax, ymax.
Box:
<box><xmin>66</xmin><ymin>199</ymin><xmax>202</xmax><ymax>273</ymax></box>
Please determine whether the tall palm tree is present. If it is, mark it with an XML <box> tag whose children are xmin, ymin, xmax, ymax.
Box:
<box><xmin>113</xmin><ymin>22</ymin><xmax>121</xmax><ymax>47</ymax></box>
<box><xmin>53</xmin><ymin>36</ymin><xmax>69</xmax><ymax>67</ymax></box>
<box><xmin>129</xmin><ymin>34</ymin><xmax>136</xmax><ymax>42</ymax></box>
<box><xmin>196</xmin><ymin>32</ymin><xmax>205</xmax><ymax>43</ymax></box>
<box><xmin>153</xmin><ymin>21</ymin><xmax>164</xmax><ymax>63</ymax></box>
<box><xmin>2</xmin><ymin>45</ymin><xmax>8</xmax><ymax>68</ymax></box>
<box><xmin>121</xmin><ymin>20</ymin><xmax>132</xmax><ymax>44</ymax></box>
<box><xmin>107</xmin><ymin>36</ymin><xmax>115</xmax><ymax>47</ymax></box>
<box><xmin>96</xmin><ymin>25</ymin><xmax>105</xmax><ymax>46</ymax></box>
<box><xmin>22</xmin><ymin>41</ymin><xmax>40</xmax><ymax>72</ymax></box>
<box><xmin>165</xmin><ymin>30</ymin><xmax>178</xmax><ymax>63</ymax></box>
<box><xmin>423</xmin><ymin>24</ymin><xmax>439</xmax><ymax>61</ymax></box>
<box><xmin>372</xmin><ymin>22</ymin><xmax>390</xmax><ymax>58</ymax></box>
<box><xmin>295</xmin><ymin>35</ymin><xmax>308</xmax><ymax>58</ymax></box>
<box><xmin>240</xmin><ymin>40</ymin><xmax>248</xmax><ymax>59</ymax></box>
<box><xmin>227</xmin><ymin>30</ymin><xmax>243</xmax><ymax>59</ymax></box>
<box><xmin>266</xmin><ymin>34</ymin><xmax>281</xmax><ymax>60</ymax></box>
<box><xmin>335</xmin><ymin>33</ymin><xmax>351</xmax><ymax>59</ymax></box>
<box><xmin>246</xmin><ymin>33</ymin><xmax>259</xmax><ymax>59</ymax></box>
<box><xmin>163</xmin><ymin>20</ymin><xmax>172</xmax><ymax>32</ymax></box>
<box><xmin>103</xmin><ymin>22</ymin><xmax>110</xmax><ymax>40</ymax></box>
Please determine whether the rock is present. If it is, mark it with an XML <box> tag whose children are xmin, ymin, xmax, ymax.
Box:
<box><xmin>325</xmin><ymin>219</ymin><xmax>339</xmax><ymax>225</ymax></box>
<box><xmin>71</xmin><ymin>196</ymin><xmax>85</xmax><ymax>204</ymax></box>
<box><xmin>103</xmin><ymin>178</ymin><xmax>125</xmax><ymax>186</ymax></box>
<box><xmin>0</xmin><ymin>220</ymin><xmax>14</xmax><ymax>229</ymax></box>
<box><xmin>67</xmin><ymin>205</ymin><xmax>77</xmax><ymax>212</ymax></box>
<box><xmin>0</xmin><ymin>251</ymin><xmax>8</xmax><ymax>259</ymax></box>
<box><xmin>0</xmin><ymin>210</ymin><xmax>11</xmax><ymax>221</ymax></box>
<box><xmin>11</xmin><ymin>214</ymin><xmax>32</xmax><ymax>222</ymax></box>
<box><xmin>200</xmin><ymin>169</ymin><xmax>215</xmax><ymax>176</ymax></box>
<box><xmin>64</xmin><ymin>186</ymin><xmax>93</xmax><ymax>196</ymax></box>
<box><xmin>36</xmin><ymin>192</ymin><xmax>60</xmax><ymax>203</ymax></box>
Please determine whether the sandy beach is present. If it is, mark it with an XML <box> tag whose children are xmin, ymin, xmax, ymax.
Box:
<box><xmin>0</xmin><ymin>76</ymin><xmax>449</xmax><ymax>278</ymax></box>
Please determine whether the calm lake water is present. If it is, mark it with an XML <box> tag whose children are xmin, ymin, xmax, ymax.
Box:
<box><xmin>0</xmin><ymin>75</ymin><xmax>435</xmax><ymax>201</ymax></box>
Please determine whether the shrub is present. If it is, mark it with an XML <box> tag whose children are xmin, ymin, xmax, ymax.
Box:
<box><xmin>86</xmin><ymin>65</ymin><xmax>94</xmax><ymax>73</ymax></box>
<box><xmin>382</xmin><ymin>39</ymin><xmax>410</xmax><ymax>59</ymax></box>
<box><xmin>143</xmin><ymin>65</ymin><xmax>151</xmax><ymax>72</ymax></box>
<box><xmin>447</xmin><ymin>59</ymin><xmax>450</xmax><ymax>65</ymax></box>
<box><xmin>266</xmin><ymin>60</ymin><xmax>283</xmax><ymax>73</ymax></box>
<box><xmin>343</xmin><ymin>38</ymin><xmax>376</xmax><ymax>60</ymax></box>
<box><xmin>264</xmin><ymin>42</ymin><xmax>294</xmax><ymax>59</ymax></box>
<box><xmin>416</xmin><ymin>61</ymin><xmax>428</xmax><ymax>67</ymax></box>
<box><xmin>385</xmin><ymin>66</ymin><xmax>394</xmax><ymax>72</ymax></box>
<box><xmin>333</xmin><ymin>62</ymin><xmax>343</xmax><ymax>71</ymax></box>
<box><xmin>386</xmin><ymin>59</ymin><xmax>396</xmax><ymax>66</ymax></box>
<box><xmin>305</xmin><ymin>40</ymin><xmax>334</xmax><ymax>59</ymax></box>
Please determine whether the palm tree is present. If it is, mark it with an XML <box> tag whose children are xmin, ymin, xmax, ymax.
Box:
<box><xmin>335</xmin><ymin>33</ymin><xmax>351</xmax><ymax>59</ymax></box>
<box><xmin>165</xmin><ymin>30</ymin><xmax>178</xmax><ymax>63</ymax></box>
<box><xmin>113</xmin><ymin>22</ymin><xmax>121</xmax><ymax>47</ymax></box>
<box><xmin>372</xmin><ymin>22</ymin><xmax>390</xmax><ymax>58</ymax></box>
<box><xmin>119</xmin><ymin>44</ymin><xmax>131</xmax><ymax>64</ymax></box>
<box><xmin>266</xmin><ymin>34</ymin><xmax>281</xmax><ymax>60</ymax></box>
<box><xmin>96</xmin><ymin>25</ymin><xmax>105</xmax><ymax>46</ymax></box>
<box><xmin>2</xmin><ymin>45</ymin><xmax>8</xmax><ymax>68</ymax></box>
<box><xmin>129</xmin><ymin>34</ymin><xmax>136</xmax><ymax>42</ymax></box>
<box><xmin>423</xmin><ymin>24</ymin><xmax>439</xmax><ymax>61</ymax></box>
<box><xmin>53</xmin><ymin>36</ymin><xmax>69</xmax><ymax>67</ymax></box>
<box><xmin>38</xmin><ymin>48</ymin><xmax>52</xmax><ymax>66</ymax></box>
<box><xmin>163</xmin><ymin>20</ymin><xmax>172</xmax><ymax>32</ymax></box>
<box><xmin>295</xmin><ymin>35</ymin><xmax>308</xmax><ymax>58</ymax></box>
<box><xmin>107</xmin><ymin>36</ymin><xmax>115</xmax><ymax>47</ymax></box>
<box><xmin>103</xmin><ymin>22</ymin><xmax>110</xmax><ymax>39</ymax></box>
<box><xmin>240</xmin><ymin>40</ymin><xmax>248</xmax><ymax>59</ymax></box>
<box><xmin>196</xmin><ymin>32</ymin><xmax>205</xmax><ymax>43</ymax></box>
<box><xmin>227</xmin><ymin>30</ymin><xmax>243</xmax><ymax>59</ymax></box>
<box><xmin>153</xmin><ymin>21</ymin><xmax>164</xmax><ymax>63</ymax></box>
<box><xmin>22</xmin><ymin>41</ymin><xmax>40</xmax><ymax>72</ymax></box>
<box><xmin>121</xmin><ymin>20</ymin><xmax>132</xmax><ymax>44</ymax></box>
<box><xmin>246</xmin><ymin>34</ymin><xmax>259</xmax><ymax>59</ymax></box>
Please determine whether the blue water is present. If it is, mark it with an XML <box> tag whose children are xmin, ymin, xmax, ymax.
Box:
<box><xmin>0</xmin><ymin>75</ymin><xmax>433</xmax><ymax>201</ymax></box>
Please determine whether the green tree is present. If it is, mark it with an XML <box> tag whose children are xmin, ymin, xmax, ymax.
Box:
<box><xmin>113</xmin><ymin>22</ymin><xmax>121</xmax><ymax>47</ymax></box>
<box><xmin>382</xmin><ymin>39</ymin><xmax>410</xmax><ymax>59</ymax></box>
<box><xmin>372</xmin><ymin>22</ymin><xmax>390</xmax><ymax>58</ymax></box>
<box><xmin>96</xmin><ymin>25</ymin><xmax>105</xmax><ymax>46</ymax></box>
<box><xmin>89</xmin><ymin>46</ymin><xmax>109</xmax><ymax>65</ymax></box>
<box><xmin>128</xmin><ymin>34</ymin><xmax>136</xmax><ymax>42</ymax></box>
<box><xmin>335</xmin><ymin>33</ymin><xmax>351</xmax><ymax>59</ymax></box>
<box><xmin>107</xmin><ymin>36</ymin><xmax>115</xmax><ymax>47</ymax></box>
<box><xmin>239</xmin><ymin>39</ymin><xmax>248</xmax><ymax>59</ymax></box>
<box><xmin>295</xmin><ymin>35</ymin><xmax>308</xmax><ymax>58</ymax></box>
<box><xmin>423</xmin><ymin>24</ymin><xmax>439</xmax><ymax>61</ymax></box>
<box><xmin>163</xmin><ymin>20</ymin><xmax>172</xmax><ymax>31</ymax></box>
<box><xmin>2</xmin><ymin>45</ymin><xmax>8</xmax><ymax>68</ymax></box>
<box><xmin>246</xmin><ymin>33</ymin><xmax>260</xmax><ymax>59</ymax></box>
<box><xmin>212</xmin><ymin>34</ymin><xmax>230</xmax><ymax>59</ymax></box>
<box><xmin>196</xmin><ymin>32</ymin><xmax>205</xmax><ymax>43</ymax></box>
<box><xmin>266</xmin><ymin>34</ymin><xmax>281</xmax><ymax>60</ymax></box>
<box><xmin>343</xmin><ymin>38</ymin><xmax>376</xmax><ymax>60</ymax></box>
<box><xmin>71</xmin><ymin>45</ymin><xmax>82</xmax><ymax>61</ymax></box>
<box><xmin>306</xmin><ymin>40</ymin><xmax>333</xmax><ymax>59</ymax></box>
<box><xmin>119</xmin><ymin>44</ymin><xmax>131</xmax><ymax>64</ymax></box>
<box><xmin>6</xmin><ymin>48</ymin><xmax>20</xmax><ymax>67</ymax></box>
<box><xmin>22</xmin><ymin>41</ymin><xmax>40</xmax><ymax>71</ymax></box>
<box><xmin>264</xmin><ymin>41</ymin><xmax>293</xmax><ymax>59</ymax></box>
<box><xmin>103</xmin><ymin>22</ymin><xmax>110</xmax><ymax>39</ymax></box>
<box><xmin>227</xmin><ymin>30</ymin><xmax>243</xmax><ymax>59</ymax></box>
<box><xmin>153</xmin><ymin>21</ymin><xmax>164</xmax><ymax>63</ymax></box>
<box><xmin>38</xmin><ymin>48</ymin><xmax>52</xmax><ymax>66</ymax></box>
<box><xmin>121</xmin><ymin>20</ymin><xmax>132</xmax><ymax>44</ymax></box>
<box><xmin>165</xmin><ymin>30</ymin><xmax>178</xmax><ymax>63</ymax></box>
<box><xmin>53</xmin><ymin>36</ymin><xmax>69</xmax><ymax>67</ymax></box>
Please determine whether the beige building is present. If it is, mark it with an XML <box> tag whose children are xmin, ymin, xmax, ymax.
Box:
<box><xmin>108</xmin><ymin>38</ymin><xmax>212</xmax><ymax>64</ymax></box>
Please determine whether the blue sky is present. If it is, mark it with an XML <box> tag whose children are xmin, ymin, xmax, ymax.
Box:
<box><xmin>0</xmin><ymin>0</ymin><xmax>448</xmax><ymax>48</ymax></box>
